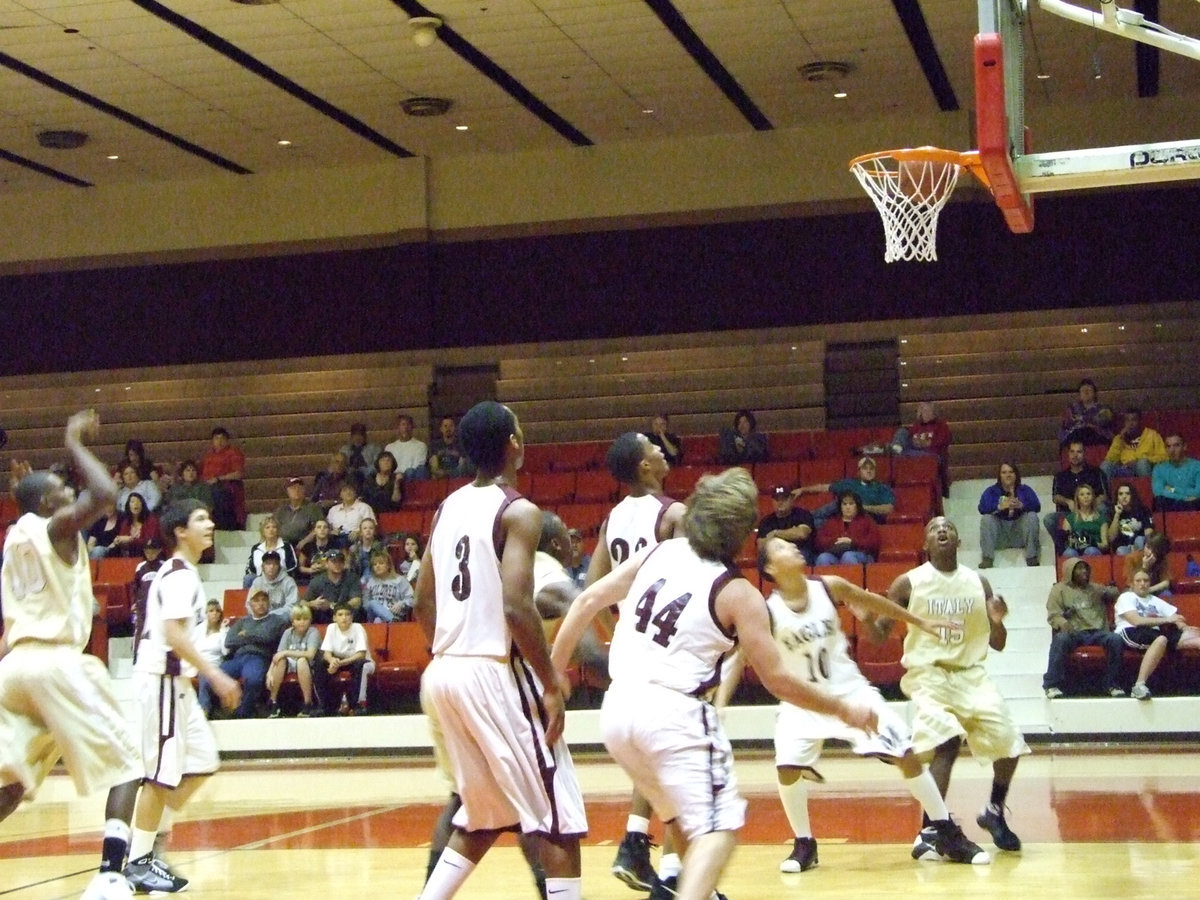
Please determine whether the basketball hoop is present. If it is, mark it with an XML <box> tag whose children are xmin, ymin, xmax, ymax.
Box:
<box><xmin>849</xmin><ymin>147</ymin><xmax>990</xmax><ymax>262</ymax></box>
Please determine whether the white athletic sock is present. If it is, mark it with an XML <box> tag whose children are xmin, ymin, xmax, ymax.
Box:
<box><xmin>420</xmin><ymin>847</ymin><xmax>475</xmax><ymax>900</ymax></box>
<box><xmin>153</xmin><ymin>808</ymin><xmax>176</xmax><ymax>858</ymax></box>
<box><xmin>129</xmin><ymin>827</ymin><xmax>157</xmax><ymax>861</ymax></box>
<box><xmin>659</xmin><ymin>852</ymin><xmax>682</xmax><ymax>879</ymax></box>
<box><xmin>625</xmin><ymin>815</ymin><xmax>651</xmax><ymax>835</ymax></box>
<box><xmin>906</xmin><ymin>769</ymin><xmax>949</xmax><ymax>823</ymax></box>
<box><xmin>543</xmin><ymin>877</ymin><xmax>581</xmax><ymax>900</ymax></box>
<box><xmin>777</xmin><ymin>776</ymin><xmax>812</xmax><ymax>838</ymax></box>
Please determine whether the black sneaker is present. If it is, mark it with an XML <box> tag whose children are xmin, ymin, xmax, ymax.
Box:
<box><xmin>124</xmin><ymin>854</ymin><xmax>189</xmax><ymax>894</ymax></box>
<box><xmin>977</xmin><ymin>803</ymin><xmax>1021</xmax><ymax>851</ymax></box>
<box><xmin>779</xmin><ymin>836</ymin><xmax>818</xmax><ymax>873</ymax></box>
<box><xmin>930</xmin><ymin>818</ymin><xmax>990</xmax><ymax>865</ymax></box>
<box><xmin>648</xmin><ymin>875</ymin><xmax>677</xmax><ymax>899</ymax></box>
<box><xmin>267</xmin><ymin>704</ymin><xmax>282</xmax><ymax>719</ymax></box>
<box><xmin>611</xmin><ymin>831</ymin><xmax>656</xmax><ymax>890</ymax></box>
<box><xmin>911</xmin><ymin>825</ymin><xmax>942</xmax><ymax>861</ymax></box>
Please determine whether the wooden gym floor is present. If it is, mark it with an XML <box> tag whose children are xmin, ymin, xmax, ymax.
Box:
<box><xmin>2</xmin><ymin>747</ymin><xmax>1199</xmax><ymax>899</ymax></box>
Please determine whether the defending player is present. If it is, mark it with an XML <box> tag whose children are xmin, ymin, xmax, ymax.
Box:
<box><xmin>0</xmin><ymin>411</ymin><xmax>144</xmax><ymax>900</ymax></box>
<box><xmin>883</xmin><ymin>516</ymin><xmax>1030</xmax><ymax>858</ymax></box>
<box><xmin>551</xmin><ymin>468</ymin><xmax>878</xmax><ymax>900</ymax></box>
<box><xmin>415</xmin><ymin>401</ymin><xmax>586</xmax><ymax>900</ymax></box>
<box><xmin>126</xmin><ymin>499</ymin><xmax>241</xmax><ymax>893</ymax></box>
<box><xmin>719</xmin><ymin>536</ymin><xmax>987</xmax><ymax>873</ymax></box>
<box><xmin>586</xmin><ymin>431</ymin><xmax>686</xmax><ymax>891</ymax></box>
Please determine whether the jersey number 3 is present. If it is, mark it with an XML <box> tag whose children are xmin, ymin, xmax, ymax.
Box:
<box><xmin>632</xmin><ymin>577</ymin><xmax>692</xmax><ymax>648</ymax></box>
<box><xmin>451</xmin><ymin>535</ymin><xmax>471</xmax><ymax>601</ymax></box>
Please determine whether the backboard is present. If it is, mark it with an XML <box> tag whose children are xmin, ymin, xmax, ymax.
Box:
<box><xmin>977</xmin><ymin>0</ymin><xmax>1200</xmax><ymax>234</ymax></box>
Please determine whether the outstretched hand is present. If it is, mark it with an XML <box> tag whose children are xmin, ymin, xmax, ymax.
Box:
<box><xmin>918</xmin><ymin>616</ymin><xmax>962</xmax><ymax>639</ymax></box>
<box><xmin>8</xmin><ymin>459</ymin><xmax>32</xmax><ymax>492</ymax></box>
<box><xmin>65</xmin><ymin>409</ymin><xmax>100</xmax><ymax>444</ymax></box>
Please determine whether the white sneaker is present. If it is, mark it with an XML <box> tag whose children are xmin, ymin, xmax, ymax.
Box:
<box><xmin>1131</xmin><ymin>683</ymin><xmax>1152</xmax><ymax>700</ymax></box>
<box><xmin>1108</xmin><ymin>687</ymin><xmax>1126</xmax><ymax>697</ymax></box>
<box><xmin>81</xmin><ymin>872</ymin><xmax>133</xmax><ymax>900</ymax></box>
<box><xmin>1044</xmin><ymin>687</ymin><xmax>1064</xmax><ymax>699</ymax></box>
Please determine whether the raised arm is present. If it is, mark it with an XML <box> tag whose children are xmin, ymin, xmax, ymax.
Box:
<box><xmin>980</xmin><ymin>575</ymin><xmax>1008</xmax><ymax>651</ymax></box>
<box><xmin>47</xmin><ymin>411</ymin><xmax>120</xmax><ymax>553</ymax></box>
<box><xmin>825</xmin><ymin>575</ymin><xmax>952</xmax><ymax>639</ymax></box>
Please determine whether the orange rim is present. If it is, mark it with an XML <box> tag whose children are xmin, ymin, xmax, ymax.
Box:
<box><xmin>849</xmin><ymin>146</ymin><xmax>990</xmax><ymax>190</ymax></box>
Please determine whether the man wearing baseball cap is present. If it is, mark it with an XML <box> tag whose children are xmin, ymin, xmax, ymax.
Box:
<box><xmin>757</xmin><ymin>485</ymin><xmax>816</xmax><ymax>564</ymax></box>
<box><xmin>802</xmin><ymin>457</ymin><xmax>896</xmax><ymax>530</ymax></box>
<box><xmin>274</xmin><ymin>477</ymin><xmax>323</xmax><ymax>547</ymax></box>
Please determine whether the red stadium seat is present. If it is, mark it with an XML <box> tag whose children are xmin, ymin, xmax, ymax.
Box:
<box><xmin>876</xmin><ymin>523</ymin><xmax>926</xmax><ymax>565</ymax></box>
<box><xmin>376</xmin><ymin>510</ymin><xmax>424</xmax><ymax>538</ymax></box>
<box><xmin>664</xmin><ymin>465</ymin><xmax>716</xmax><ymax>499</ymax></box>
<box><xmin>1167</xmin><ymin>553</ymin><xmax>1200</xmax><ymax>594</ymax></box>
<box><xmin>887</xmin><ymin>483</ymin><xmax>935</xmax><ymax>525</ymax></box>
<box><xmin>375</xmin><ymin>622</ymin><xmax>433</xmax><ymax>694</ymax></box>
<box><xmin>798</xmin><ymin>457</ymin><xmax>844</xmax><ymax>487</ymax></box>
<box><xmin>683</xmin><ymin>434</ymin><xmax>721</xmax><ymax>465</ymax></box>
<box><xmin>223</xmin><ymin>588</ymin><xmax>250</xmax><ymax>614</ymax></box>
<box><xmin>890</xmin><ymin>454</ymin><xmax>938</xmax><ymax>486</ymax></box>
<box><xmin>530</xmin><ymin>471</ymin><xmax>575</xmax><ymax>506</ymax></box>
<box><xmin>753</xmin><ymin>461</ymin><xmax>800</xmax><ymax>493</ymax></box>
<box><xmin>94</xmin><ymin>557</ymin><xmax>141</xmax><ymax>629</ymax></box>
<box><xmin>557</xmin><ymin>503</ymin><xmax>609</xmax><ymax>538</ymax></box>
<box><xmin>574</xmin><ymin>470</ymin><xmax>618</xmax><ymax>504</ymax></box>
<box><xmin>854</xmin><ymin>618</ymin><xmax>907</xmax><ymax>687</ymax></box>
<box><xmin>402</xmin><ymin>479</ymin><xmax>446</xmax><ymax>510</ymax></box>
<box><xmin>769</xmin><ymin>431</ymin><xmax>814</xmax><ymax>462</ymax></box>
<box><xmin>812</xmin><ymin>563</ymin><xmax>864</xmax><ymax>587</ymax></box>
<box><xmin>552</xmin><ymin>441</ymin><xmax>606</xmax><ymax>472</ymax></box>
<box><xmin>520</xmin><ymin>444</ymin><xmax>557</xmax><ymax>474</ymax></box>
<box><xmin>864</xmin><ymin>562</ymin><xmax>911</xmax><ymax>596</ymax></box>
<box><xmin>1163</xmin><ymin>511</ymin><xmax>1200</xmax><ymax>552</ymax></box>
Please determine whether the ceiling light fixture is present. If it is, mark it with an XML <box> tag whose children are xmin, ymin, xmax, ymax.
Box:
<box><xmin>401</xmin><ymin>96</ymin><xmax>452</xmax><ymax>116</ymax></box>
<box><xmin>833</xmin><ymin>91</ymin><xmax>848</xmax><ymax>99</ymax></box>
<box><xmin>37</xmin><ymin>129</ymin><xmax>88</xmax><ymax>149</ymax></box>
<box><xmin>455</xmin><ymin>124</ymin><xmax>469</xmax><ymax>131</ymax></box>
<box><xmin>106</xmin><ymin>154</ymin><xmax>119</xmax><ymax>160</ymax></box>
<box><xmin>798</xmin><ymin>60</ymin><xmax>853</xmax><ymax>83</ymax></box>
<box><xmin>409</xmin><ymin>16</ymin><xmax>442</xmax><ymax>48</ymax></box>
<box><xmin>277</xmin><ymin>139</ymin><xmax>292</xmax><ymax>146</ymax></box>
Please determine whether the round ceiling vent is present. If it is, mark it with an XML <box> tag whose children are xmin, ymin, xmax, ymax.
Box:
<box><xmin>400</xmin><ymin>96</ymin><xmax>453</xmax><ymax>117</ymax></box>
<box><xmin>798</xmin><ymin>61</ymin><xmax>853</xmax><ymax>82</ymax></box>
<box><xmin>37</xmin><ymin>129</ymin><xmax>88</xmax><ymax>149</ymax></box>
<box><xmin>229</xmin><ymin>0</ymin><xmax>279</xmax><ymax>6</ymax></box>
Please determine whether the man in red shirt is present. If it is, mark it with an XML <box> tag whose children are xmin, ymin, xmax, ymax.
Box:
<box><xmin>199</xmin><ymin>427</ymin><xmax>246</xmax><ymax>529</ymax></box>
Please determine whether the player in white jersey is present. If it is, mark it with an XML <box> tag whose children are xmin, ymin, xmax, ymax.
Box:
<box><xmin>883</xmin><ymin>517</ymin><xmax>1031</xmax><ymax>859</ymax></box>
<box><xmin>586</xmin><ymin>431</ymin><xmax>686</xmax><ymax>891</ymax></box>
<box><xmin>552</xmin><ymin>468</ymin><xmax>878</xmax><ymax>900</ymax></box>
<box><xmin>126</xmin><ymin>499</ymin><xmax>241</xmax><ymax>894</ymax></box>
<box><xmin>719</xmin><ymin>537</ymin><xmax>987</xmax><ymax>872</ymax></box>
<box><xmin>0</xmin><ymin>411</ymin><xmax>143</xmax><ymax>900</ymax></box>
<box><xmin>415</xmin><ymin>401</ymin><xmax>586</xmax><ymax>900</ymax></box>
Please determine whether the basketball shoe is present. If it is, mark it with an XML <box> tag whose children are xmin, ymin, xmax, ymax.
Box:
<box><xmin>80</xmin><ymin>872</ymin><xmax>133</xmax><ymax>900</ymax></box>
<box><xmin>611</xmin><ymin>831</ymin><xmax>656</xmax><ymax>890</ymax></box>
<box><xmin>124</xmin><ymin>854</ymin><xmax>189</xmax><ymax>894</ymax></box>
<box><xmin>779</xmin><ymin>837</ymin><xmax>818</xmax><ymax>873</ymax></box>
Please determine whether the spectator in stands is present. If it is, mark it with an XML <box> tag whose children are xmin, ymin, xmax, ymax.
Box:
<box><xmin>718</xmin><ymin>409</ymin><xmax>769</xmax><ymax>464</ymax></box>
<box><xmin>1152</xmin><ymin>433</ymin><xmax>1200</xmax><ymax>512</ymax></box>
<box><xmin>978</xmin><ymin>462</ymin><xmax>1041</xmax><ymax>569</ymax></box>
<box><xmin>362</xmin><ymin>548</ymin><xmax>414</xmax><ymax>623</ymax></box>
<box><xmin>891</xmin><ymin>401</ymin><xmax>953</xmax><ymax>497</ymax></box>
<box><xmin>1045</xmin><ymin>440</ymin><xmax>1108</xmax><ymax>556</ymax></box>
<box><xmin>1101</xmin><ymin>408</ymin><xmax>1167</xmax><ymax>479</ymax></box>
<box><xmin>161</xmin><ymin>459</ymin><xmax>215</xmax><ymax>511</ymax></box>
<box><xmin>644</xmin><ymin>413</ymin><xmax>683</xmax><ymax>467</ymax></box>
<box><xmin>110</xmin><ymin>492</ymin><xmax>162</xmax><ymax>558</ymax></box>
<box><xmin>803</xmin><ymin>456</ymin><xmax>896</xmax><ymax>528</ymax></box>
<box><xmin>1042</xmin><ymin>558</ymin><xmax>1125</xmax><ymax>699</ymax></box>
<box><xmin>312</xmin><ymin>452</ymin><xmax>351</xmax><ymax>511</ymax></box>
<box><xmin>265</xmin><ymin>603</ymin><xmax>320</xmax><ymax>718</ymax></box>
<box><xmin>121</xmin><ymin>439</ymin><xmax>158</xmax><ymax>482</ymax></box>
<box><xmin>200</xmin><ymin>425</ymin><xmax>247</xmax><ymax>529</ymax></box>
<box><xmin>814</xmin><ymin>491</ymin><xmax>880</xmax><ymax>566</ymax></box>
<box><xmin>1058</xmin><ymin>378</ymin><xmax>1116</xmax><ymax>448</ymax></box>
<box><xmin>1108</xmin><ymin>482</ymin><xmax>1154</xmax><ymax>556</ymax></box>
<box><xmin>1115</xmin><ymin>569</ymin><xmax>1188</xmax><ymax>701</ymax></box>
<box><xmin>327</xmin><ymin>482</ymin><xmax>375</xmax><ymax>546</ymax></box>
<box><xmin>116</xmin><ymin>462</ymin><xmax>161</xmax><ymax>514</ymax></box>
<box><xmin>130</xmin><ymin>537</ymin><xmax>166</xmax><ymax>636</ymax></box>
<box><xmin>429</xmin><ymin>415</ymin><xmax>472</xmax><ymax>479</ymax></box>
<box><xmin>304</xmin><ymin>548</ymin><xmax>361</xmax><ymax>624</ymax></box>
<box><xmin>398</xmin><ymin>533</ymin><xmax>422</xmax><ymax>587</ymax></box>
<box><xmin>347</xmin><ymin>517</ymin><xmax>385</xmax><ymax>584</ymax></box>
<box><xmin>314</xmin><ymin>602</ymin><xmax>372</xmax><ymax>715</ymax></box>
<box><xmin>1059</xmin><ymin>485</ymin><xmax>1108</xmax><ymax>558</ymax></box>
<box><xmin>196</xmin><ymin>600</ymin><xmax>228</xmax><ymax>717</ymax></box>
<box><xmin>86</xmin><ymin>500</ymin><xmax>121</xmax><ymax>559</ymax></box>
<box><xmin>361</xmin><ymin>451</ymin><xmax>403</xmax><ymax>516</ymax></box>
<box><xmin>211</xmin><ymin>589</ymin><xmax>287</xmax><ymax>718</ymax></box>
<box><xmin>248</xmin><ymin>550</ymin><xmax>299</xmax><ymax>619</ymax></box>
<box><xmin>757</xmin><ymin>486</ymin><xmax>816</xmax><ymax>564</ymax></box>
<box><xmin>339</xmin><ymin>422</ymin><xmax>381</xmax><ymax>486</ymax></box>
<box><xmin>242</xmin><ymin>515</ymin><xmax>298</xmax><ymax>588</ymax></box>
<box><xmin>383</xmin><ymin>413</ymin><xmax>428</xmax><ymax>480</ymax></box>
<box><xmin>297</xmin><ymin>519</ymin><xmax>339</xmax><ymax>584</ymax></box>
<box><xmin>565</xmin><ymin>528</ymin><xmax>590</xmax><ymax>588</ymax></box>
<box><xmin>274</xmin><ymin>477</ymin><xmax>323</xmax><ymax>547</ymax></box>
<box><xmin>1124</xmin><ymin>533</ymin><xmax>1172</xmax><ymax>597</ymax></box>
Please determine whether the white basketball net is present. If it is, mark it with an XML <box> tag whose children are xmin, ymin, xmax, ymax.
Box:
<box><xmin>850</xmin><ymin>155</ymin><xmax>963</xmax><ymax>262</ymax></box>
